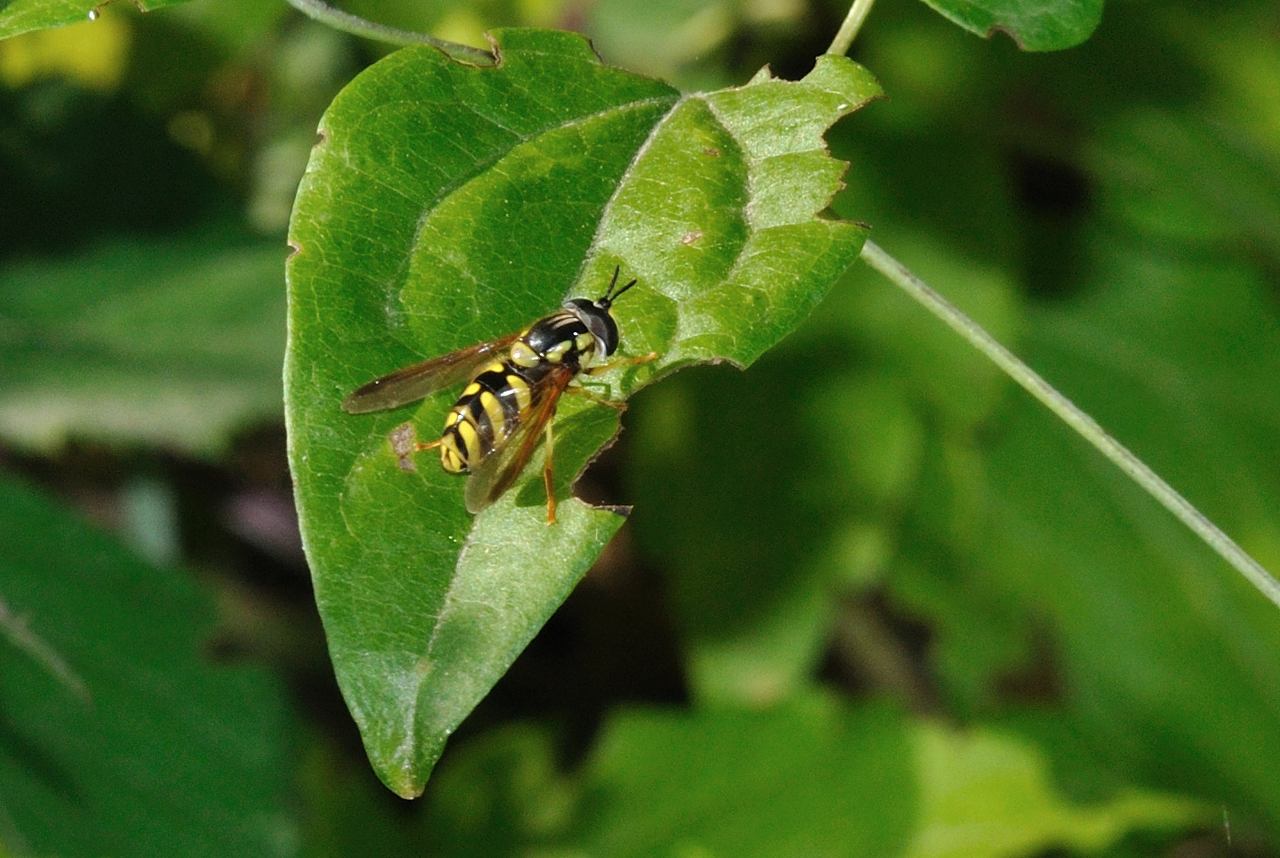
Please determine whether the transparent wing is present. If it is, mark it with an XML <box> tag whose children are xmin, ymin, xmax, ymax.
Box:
<box><xmin>464</xmin><ymin>364</ymin><xmax>574</xmax><ymax>514</ymax></box>
<box><xmin>342</xmin><ymin>332</ymin><xmax>520</xmax><ymax>414</ymax></box>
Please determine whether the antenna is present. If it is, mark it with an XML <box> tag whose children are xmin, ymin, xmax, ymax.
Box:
<box><xmin>598</xmin><ymin>266</ymin><xmax>638</xmax><ymax>307</ymax></box>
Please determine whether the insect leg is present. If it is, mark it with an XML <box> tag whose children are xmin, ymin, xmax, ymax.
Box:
<box><xmin>581</xmin><ymin>351</ymin><xmax>658</xmax><ymax>376</ymax></box>
<box><xmin>543</xmin><ymin>419</ymin><xmax>557</xmax><ymax>525</ymax></box>
<box><xmin>564</xmin><ymin>385</ymin><xmax>626</xmax><ymax>409</ymax></box>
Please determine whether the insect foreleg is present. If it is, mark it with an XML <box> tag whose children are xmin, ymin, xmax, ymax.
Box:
<box><xmin>581</xmin><ymin>351</ymin><xmax>658</xmax><ymax>376</ymax></box>
<box><xmin>564</xmin><ymin>384</ymin><xmax>625</xmax><ymax>410</ymax></box>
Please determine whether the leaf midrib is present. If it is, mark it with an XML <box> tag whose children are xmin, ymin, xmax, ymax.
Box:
<box><xmin>383</xmin><ymin>92</ymin><xmax>686</xmax><ymax>775</ymax></box>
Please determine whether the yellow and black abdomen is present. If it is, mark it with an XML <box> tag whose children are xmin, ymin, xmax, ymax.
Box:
<box><xmin>436</xmin><ymin>310</ymin><xmax>598</xmax><ymax>474</ymax></box>
<box><xmin>438</xmin><ymin>359</ymin><xmax>536</xmax><ymax>473</ymax></box>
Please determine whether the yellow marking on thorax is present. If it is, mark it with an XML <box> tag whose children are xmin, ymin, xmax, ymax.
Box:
<box><xmin>544</xmin><ymin>340</ymin><xmax>572</xmax><ymax>364</ymax></box>
<box><xmin>509</xmin><ymin>341</ymin><xmax>540</xmax><ymax>368</ymax></box>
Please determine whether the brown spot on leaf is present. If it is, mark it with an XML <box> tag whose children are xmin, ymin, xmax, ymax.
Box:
<box><xmin>390</xmin><ymin>423</ymin><xmax>419</xmax><ymax>472</ymax></box>
<box><xmin>681</xmin><ymin>230</ymin><xmax>703</xmax><ymax>245</ymax></box>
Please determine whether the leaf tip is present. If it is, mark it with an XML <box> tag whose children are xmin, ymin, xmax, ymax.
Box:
<box><xmin>386</xmin><ymin>768</ymin><xmax>427</xmax><ymax>800</ymax></box>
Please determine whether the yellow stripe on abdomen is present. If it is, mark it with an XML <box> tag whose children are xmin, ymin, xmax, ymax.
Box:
<box><xmin>505</xmin><ymin>373</ymin><xmax>532</xmax><ymax>413</ymax></box>
<box><xmin>440</xmin><ymin>433</ymin><xmax>467</xmax><ymax>473</ymax></box>
<box><xmin>479</xmin><ymin>391</ymin><xmax>508</xmax><ymax>445</ymax></box>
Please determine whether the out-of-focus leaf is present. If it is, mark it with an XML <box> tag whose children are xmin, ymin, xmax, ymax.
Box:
<box><xmin>0</xmin><ymin>475</ymin><xmax>294</xmax><ymax>857</ymax></box>
<box><xmin>917</xmin><ymin>0</ymin><xmax>1103</xmax><ymax>51</ymax></box>
<box><xmin>971</xmin><ymin>236</ymin><xmax>1280</xmax><ymax>839</ymax></box>
<box><xmin>420</xmin><ymin>724</ymin><xmax>575</xmax><ymax>854</ymax></box>
<box><xmin>627</xmin><ymin>358</ymin><xmax>925</xmax><ymax>705</ymax></box>
<box><xmin>0</xmin><ymin>9</ymin><xmax>129</xmax><ymax>90</ymax></box>
<box><xmin>0</xmin><ymin>0</ymin><xmax>187</xmax><ymax>40</ymax></box>
<box><xmin>589</xmin><ymin>0</ymin><xmax>735</xmax><ymax>81</ymax></box>
<box><xmin>0</xmin><ymin>224</ymin><xmax>286</xmax><ymax>454</ymax></box>
<box><xmin>162</xmin><ymin>0</ymin><xmax>285</xmax><ymax>56</ymax></box>
<box><xmin>0</xmin><ymin>83</ymin><xmax>220</xmax><ymax>255</ymax></box>
<box><xmin>1088</xmin><ymin>110</ymin><xmax>1280</xmax><ymax>261</ymax></box>
<box><xmin>286</xmin><ymin>28</ymin><xmax>880</xmax><ymax>794</ymax></box>
<box><xmin>569</xmin><ymin>695</ymin><xmax>915</xmax><ymax>856</ymax></box>
<box><xmin>831</xmin><ymin>18</ymin><xmax>1280</xmax><ymax>844</ymax></box>
<box><xmin>906</xmin><ymin>723</ymin><xmax>1205</xmax><ymax>858</ymax></box>
<box><xmin>411</xmin><ymin>700</ymin><xmax>1200</xmax><ymax>856</ymax></box>
<box><xmin>625</xmin><ymin>228</ymin><xmax>1018</xmax><ymax>706</ymax></box>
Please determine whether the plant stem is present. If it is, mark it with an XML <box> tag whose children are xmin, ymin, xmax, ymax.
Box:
<box><xmin>828</xmin><ymin>0</ymin><xmax>878</xmax><ymax>56</ymax></box>
<box><xmin>283</xmin><ymin>0</ymin><xmax>495</xmax><ymax>64</ymax></box>
<box><xmin>859</xmin><ymin>239</ymin><xmax>1280</xmax><ymax>612</ymax></box>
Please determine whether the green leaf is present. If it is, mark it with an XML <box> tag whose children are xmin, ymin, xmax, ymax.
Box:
<box><xmin>974</xmin><ymin>240</ymin><xmax>1280</xmax><ymax>839</ymax></box>
<box><xmin>1088</xmin><ymin>110</ymin><xmax>1280</xmax><ymax>260</ymax></box>
<box><xmin>0</xmin><ymin>475</ymin><xmax>293</xmax><ymax>856</ymax></box>
<box><xmin>0</xmin><ymin>0</ymin><xmax>188</xmax><ymax>39</ymax></box>
<box><xmin>411</xmin><ymin>700</ymin><xmax>1200</xmax><ymax>856</ymax></box>
<box><xmin>588</xmin><ymin>0</ymin><xmax>737</xmax><ymax>82</ymax></box>
<box><xmin>622</xmin><ymin>227</ymin><xmax>1021</xmax><ymax>706</ymax></box>
<box><xmin>627</xmin><ymin>360</ymin><xmax>927</xmax><ymax>705</ymax></box>
<box><xmin>0</xmin><ymin>224</ymin><xmax>286</xmax><ymax>455</ymax></box>
<box><xmin>917</xmin><ymin>0</ymin><xmax>1103</xmax><ymax>51</ymax></box>
<box><xmin>569</xmin><ymin>695</ymin><xmax>916</xmax><ymax>856</ymax></box>
<box><xmin>906</xmin><ymin>723</ymin><xmax>1205</xmax><ymax>858</ymax></box>
<box><xmin>418</xmin><ymin>724</ymin><xmax>576</xmax><ymax>854</ymax></box>
<box><xmin>286</xmin><ymin>28</ymin><xmax>881</xmax><ymax>795</ymax></box>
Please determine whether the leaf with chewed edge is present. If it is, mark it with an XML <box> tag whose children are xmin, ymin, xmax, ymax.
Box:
<box><xmin>286</xmin><ymin>28</ymin><xmax>880</xmax><ymax>795</ymax></box>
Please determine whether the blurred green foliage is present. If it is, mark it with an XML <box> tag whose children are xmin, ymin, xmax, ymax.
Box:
<box><xmin>0</xmin><ymin>476</ymin><xmax>294</xmax><ymax>856</ymax></box>
<box><xmin>1</xmin><ymin>0</ymin><xmax>1278</xmax><ymax>855</ymax></box>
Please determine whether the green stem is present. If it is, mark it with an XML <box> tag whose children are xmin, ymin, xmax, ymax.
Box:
<box><xmin>859</xmin><ymin>239</ymin><xmax>1280</xmax><ymax>612</ymax></box>
<box><xmin>827</xmin><ymin>0</ymin><xmax>878</xmax><ymax>56</ymax></box>
<box><xmin>283</xmin><ymin>0</ymin><xmax>495</xmax><ymax>64</ymax></box>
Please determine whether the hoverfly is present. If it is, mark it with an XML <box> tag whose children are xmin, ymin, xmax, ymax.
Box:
<box><xmin>343</xmin><ymin>268</ymin><xmax>651</xmax><ymax>524</ymax></box>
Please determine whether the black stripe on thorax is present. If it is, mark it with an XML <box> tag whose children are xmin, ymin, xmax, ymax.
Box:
<box><xmin>525</xmin><ymin>311</ymin><xmax>588</xmax><ymax>356</ymax></box>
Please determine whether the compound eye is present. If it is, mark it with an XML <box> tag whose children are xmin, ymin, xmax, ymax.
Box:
<box><xmin>591</xmin><ymin>314</ymin><xmax>619</xmax><ymax>355</ymax></box>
